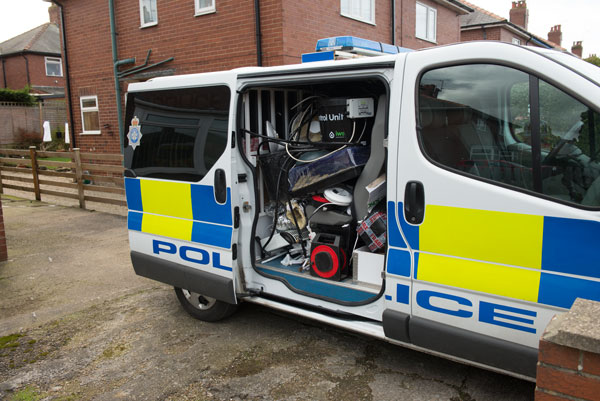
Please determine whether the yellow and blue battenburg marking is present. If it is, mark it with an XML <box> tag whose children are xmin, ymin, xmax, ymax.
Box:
<box><xmin>386</xmin><ymin>201</ymin><xmax>600</xmax><ymax>309</ymax></box>
<box><xmin>125</xmin><ymin>178</ymin><xmax>233</xmax><ymax>249</ymax></box>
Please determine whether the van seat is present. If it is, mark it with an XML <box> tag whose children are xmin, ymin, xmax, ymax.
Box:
<box><xmin>420</xmin><ymin>98</ymin><xmax>470</xmax><ymax>170</ymax></box>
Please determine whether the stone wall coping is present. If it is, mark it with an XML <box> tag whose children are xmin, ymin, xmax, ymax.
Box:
<box><xmin>542</xmin><ymin>298</ymin><xmax>600</xmax><ymax>354</ymax></box>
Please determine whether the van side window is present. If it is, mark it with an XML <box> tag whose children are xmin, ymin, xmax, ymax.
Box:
<box><xmin>124</xmin><ymin>86</ymin><xmax>230</xmax><ymax>182</ymax></box>
<box><xmin>419</xmin><ymin>64</ymin><xmax>600</xmax><ymax>208</ymax></box>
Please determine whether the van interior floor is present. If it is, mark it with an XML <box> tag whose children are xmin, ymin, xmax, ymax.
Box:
<box><xmin>255</xmin><ymin>255</ymin><xmax>380</xmax><ymax>303</ymax></box>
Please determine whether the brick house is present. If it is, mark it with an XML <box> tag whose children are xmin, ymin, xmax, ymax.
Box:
<box><xmin>0</xmin><ymin>6</ymin><xmax>65</xmax><ymax>100</ymax></box>
<box><xmin>47</xmin><ymin>0</ymin><xmax>471</xmax><ymax>153</ymax></box>
<box><xmin>459</xmin><ymin>0</ymin><xmax>574</xmax><ymax>52</ymax></box>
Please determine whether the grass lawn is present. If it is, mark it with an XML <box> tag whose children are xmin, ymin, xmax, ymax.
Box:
<box><xmin>39</xmin><ymin>157</ymin><xmax>72</xmax><ymax>162</ymax></box>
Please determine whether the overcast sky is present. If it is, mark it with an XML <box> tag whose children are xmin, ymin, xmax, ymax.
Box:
<box><xmin>0</xmin><ymin>0</ymin><xmax>598</xmax><ymax>58</ymax></box>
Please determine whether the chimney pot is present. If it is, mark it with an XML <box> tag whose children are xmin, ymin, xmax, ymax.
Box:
<box><xmin>510</xmin><ymin>0</ymin><xmax>528</xmax><ymax>30</ymax></box>
<box><xmin>548</xmin><ymin>24</ymin><xmax>562</xmax><ymax>47</ymax></box>
<box><xmin>571</xmin><ymin>41</ymin><xmax>583</xmax><ymax>58</ymax></box>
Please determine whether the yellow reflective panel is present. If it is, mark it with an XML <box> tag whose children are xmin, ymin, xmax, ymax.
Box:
<box><xmin>417</xmin><ymin>253</ymin><xmax>541</xmax><ymax>303</ymax></box>
<box><xmin>420</xmin><ymin>205</ymin><xmax>544</xmax><ymax>269</ymax></box>
<box><xmin>141</xmin><ymin>214</ymin><xmax>193</xmax><ymax>242</ymax></box>
<box><xmin>140</xmin><ymin>180</ymin><xmax>193</xmax><ymax>220</ymax></box>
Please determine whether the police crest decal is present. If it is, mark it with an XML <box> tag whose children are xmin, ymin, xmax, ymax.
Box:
<box><xmin>127</xmin><ymin>116</ymin><xmax>142</xmax><ymax>149</ymax></box>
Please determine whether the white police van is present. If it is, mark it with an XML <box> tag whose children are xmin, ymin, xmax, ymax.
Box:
<box><xmin>123</xmin><ymin>38</ymin><xmax>600</xmax><ymax>380</ymax></box>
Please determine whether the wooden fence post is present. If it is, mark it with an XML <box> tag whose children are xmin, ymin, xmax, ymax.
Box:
<box><xmin>29</xmin><ymin>146</ymin><xmax>41</xmax><ymax>201</ymax></box>
<box><xmin>73</xmin><ymin>148</ymin><xmax>86</xmax><ymax>209</ymax></box>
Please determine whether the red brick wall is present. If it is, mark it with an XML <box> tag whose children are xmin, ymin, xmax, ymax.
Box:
<box><xmin>0</xmin><ymin>54</ymin><xmax>65</xmax><ymax>91</ymax></box>
<box><xmin>281</xmin><ymin>0</ymin><xmax>393</xmax><ymax>65</ymax></box>
<box><xmin>61</xmin><ymin>0</ymin><xmax>464</xmax><ymax>153</ymax></box>
<box><xmin>2</xmin><ymin>56</ymin><xmax>29</xmax><ymax>90</ymax></box>
<box><xmin>536</xmin><ymin>339</ymin><xmax>600</xmax><ymax>400</ymax></box>
<box><xmin>398</xmin><ymin>0</ymin><xmax>462</xmax><ymax>49</ymax></box>
<box><xmin>461</xmin><ymin>26</ymin><xmax>503</xmax><ymax>42</ymax></box>
<box><xmin>0</xmin><ymin>198</ymin><xmax>7</xmax><ymax>262</ymax></box>
<box><xmin>61</xmin><ymin>0</ymin><xmax>264</xmax><ymax>153</ymax></box>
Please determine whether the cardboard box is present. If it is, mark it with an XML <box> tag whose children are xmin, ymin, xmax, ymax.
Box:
<box><xmin>352</xmin><ymin>245</ymin><xmax>385</xmax><ymax>285</ymax></box>
<box><xmin>365</xmin><ymin>174</ymin><xmax>386</xmax><ymax>212</ymax></box>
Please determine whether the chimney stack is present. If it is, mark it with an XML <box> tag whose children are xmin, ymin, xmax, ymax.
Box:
<box><xmin>48</xmin><ymin>4</ymin><xmax>60</xmax><ymax>26</ymax></box>
<box><xmin>547</xmin><ymin>25</ymin><xmax>562</xmax><ymax>47</ymax></box>
<box><xmin>571</xmin><ymin>41</ymin><xmax>583</xmax><ymax>58</ymax></box>
<box><xmin>510</xmin><ymin>1</ymin><xmax>529</xmax><ymax>30</ymax></box>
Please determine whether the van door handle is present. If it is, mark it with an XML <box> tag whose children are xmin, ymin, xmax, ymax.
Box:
<box><xmin>404</xmin><ymin>181</ymin><xmax>425</xmax><ymax>224</ymax></box>
<box><xmin>214</xmin><ymin>168</ymin><xmax>227</xmax><ymax>204</ymax></box>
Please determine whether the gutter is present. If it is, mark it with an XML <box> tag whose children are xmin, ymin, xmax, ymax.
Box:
<box><xmin>462</xmin><ymin>21</ymin><xmax>554</xmax><ymax>49</ymax></box>
<box><xmin>48</xmin><ymin>0</ymin><xmax>76</xmax><ymax>149</ymax></box>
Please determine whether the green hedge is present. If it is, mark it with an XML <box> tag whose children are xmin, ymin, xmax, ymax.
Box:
<box><xmin>0</xmin><ymin>87</ymin><xmax>36</xmax><ymax>105</ymax></box>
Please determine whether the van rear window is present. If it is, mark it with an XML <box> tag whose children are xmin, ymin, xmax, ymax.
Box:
<box><xmin>124</xmin><ymin>86</ymin><xmax>230</xmax><ymax>182</ymax></box>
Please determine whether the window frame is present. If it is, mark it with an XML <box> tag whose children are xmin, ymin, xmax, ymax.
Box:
<box><xmin>139</xmin><ymin>0</ymin><xmax>158</xmax><ymax>28</ymax></box>
<box><xmin>45</xmin><ymin>57</ymin><xmax>63</xmax><ymax>77</ymax></box>
<box><xmin>340</xmin><ymin>0</ymin><xmax>376</xmax><ymax>25</ymax></box>
<box><xmin>415</xmin><ymin>62</ymin><xmax>600</xmax><ymax>211</ymax></box>
<box><xmin>80</xmin><ymin>95</ymin><xmax>101</xmax><ymax>135</ymax></box>
<box><xmin>415</xmin><ymin>2</ymin><xmax>437</xmax><ymax>43</ymax></box>
<box><xmin>512</xmin><ymin>37</ymin><xmax>522</xmax><ymax>45</ymax></box>
<box><xmin>195</xmin><ymin>0</ymin><xmax>216</xmax><ymax>16</ymax></box>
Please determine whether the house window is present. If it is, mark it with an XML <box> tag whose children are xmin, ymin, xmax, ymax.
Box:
<box><xmin>416</xmin><ymin>2</ymin><xmax>437</xmax><ymax>43</ymax></box>
<box><xmin>195</xmin><ymin>0</ymin><xmax>216</xmax><ymax>16</ymax></box>
<box><xmin>340</xmin><ymin>0</ymin><xmax>375</xmax><ymax>24</ymax></box>
<box><xmin>45</xmin><ymin>57</ymin><xmax>62</xmax><ymax>77</ymax></box>
<box><xmin>80</xmin><ymin>96</ymin><xmax>100</xmax><ymax>134</ymax></box>
<box><xmin>139</xmin><ymin>0</ymin><xmax>157</xmax><ymax>27</ymax></box>
<box><xmin>512</xmin><ymin>38</ymin><xmax>522</xmax><ymax>45</ymax></box>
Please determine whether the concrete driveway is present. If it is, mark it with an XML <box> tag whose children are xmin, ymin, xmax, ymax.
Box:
<box><xmin>0</xmin><ymin>196</ymin><xmax>535</xmax><ymax>400</ymax></box>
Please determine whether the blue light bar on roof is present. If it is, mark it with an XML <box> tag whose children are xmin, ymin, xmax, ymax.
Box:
<box><xmin>315</xmin><ymin>36</ymin><xmax>412</xmax><ymax>54</ymax></box>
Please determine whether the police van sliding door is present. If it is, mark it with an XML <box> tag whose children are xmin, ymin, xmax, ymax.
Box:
<box><xmin>392</xmin><ymin>44</ymin><xmax>600</xmax><ymax>377</ymax></box>
<box><xmin>123</xmin><ymin>80</ymin><xmax>238</xmax><ymax>303</ymax></box>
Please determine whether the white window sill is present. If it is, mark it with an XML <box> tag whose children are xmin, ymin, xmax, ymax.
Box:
<box><xmin>80</xmin><ymin>131</ymin><xmax>101</xmax><ymax>135</ymax></box>
<box><xmin>340</xmin><ymin>13</ymin><xmax>376</xmax><ymax>26</ymax></box>
<box><xmin>46</xmin><ymin>74</ymin><xmax>63</xmax><ymax>77</ymax></box>
<box><xmin>140</xmin><ymin>21</ymin><xmax>158</xmax><ymax>28</ymax></box>
<box><xmin>416</xmin><ymin>35</ymin><xmax>437</xmax><ymax>44</ymax></box>
<box><xmin>195</xmin><ymin>8</ymin><xmax>216</xmax><ymax>17</ymax></box>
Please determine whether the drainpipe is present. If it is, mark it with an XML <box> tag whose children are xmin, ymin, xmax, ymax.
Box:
<box><xmin>21</xmin><ymin>54</ymin><xmax>31</xmax><ymax>87</ymax></box>
<box><xmin>109</xmin><ymin>0</ymin><xmax>128</xmax><ymax>153</ymax></box>
<box><xmin>254</xmin><ymin>0</ymin><xmax>262</xmax><ymax>66</ymax></box>
<box><xmin>399</xmin><ymin>0</ymin><xmax>403</xmax><ymax>46</ymax></box>
<box><xmin>50</xmin><ymin>0</ymin><xmax>76</xmax><ymax>148</ymax></box>
<box><xmin>391</xmin><ymin>0</ymin><xmax>396</xmax><ymax>45</ymax></box>
<box><xmin>1</xmin><ymin>56</ymin><xmax>6</xmax><ymax>88</ymax></box>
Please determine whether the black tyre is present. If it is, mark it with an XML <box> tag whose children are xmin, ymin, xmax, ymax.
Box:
<box><xmin>174</xmin><ymin>287</ymin><xmax>238</xmax><ymax>322</ymax></box>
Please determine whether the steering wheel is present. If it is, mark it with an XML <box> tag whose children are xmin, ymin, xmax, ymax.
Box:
<box><xmin>542</xmin><ymin>121</ymin><xmax>584</xmax><ymax>165</ymax></box>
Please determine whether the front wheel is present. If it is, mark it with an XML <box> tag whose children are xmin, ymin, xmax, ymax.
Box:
<box><xmin>174</xmin><ymin>287</ymin><xmax>238</xmax><ymax>322</ymax></box>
